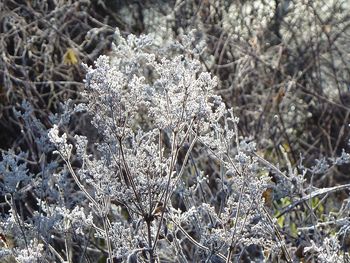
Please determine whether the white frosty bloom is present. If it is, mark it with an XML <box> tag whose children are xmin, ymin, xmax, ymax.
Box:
<box><xmin>48</xmin><ymin>124</ymin><xmax>72</xmax><ymax>159</ymax></box>
<box><xmin>14</xmin><ymin>240</ymin><xmax>44</xmax><ymax>263</ymax></box>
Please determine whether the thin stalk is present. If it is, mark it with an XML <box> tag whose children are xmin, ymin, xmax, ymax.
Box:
<box><xmin>263</xmin><ymin>206</ymin><xmax>292</xmax><ymax>263</ymax></box>
<box><xmin>6</xmin><ymin>194</ymin><xmax>29</xmax><ymax>254</ymax></box>
<box><xmin>146</xmin><ymin>220</ymin><xmax>155</xmax><ymax>263</ymax></box>
<box><xmin>64</xmin><ymin>230</ymin><xmax>72</xmax><ymax>263</ymax></box>
<box><xmin>172</xmin><ymin>134</ymin><xmax>198</xmax><ymax>191</ymax></box>
<box><xmin>62</xmin><ymin>156</ymin><xmax>99</xmax><ymax>209</ymax></box>
<box><xmin>118</xmin><ymin>138</ymin><xmax>145</xmax><ymax>215</ymax></box>
<box><xmin>102</xmin><ymin>216</ymin><xmax>113</xmax><ymax>263</ymax></box>
<box><xmin>170</xmin><ymin>218</ymin><xmax>227</xmax><ymax>262</ymax></box>
<box><xmin>226</xmin><ymin>181</ymin><xmax>246</xmax><ymax>263</ymax></box>
<box><xmin>41</xmin><ymin>237</ymin><xmax>66</xmax><ymax>263</ymax></box>
<box><xmin>152</xmin><ymin>131</ymin><xmax>178</xmax><ymax>251</ymax></box>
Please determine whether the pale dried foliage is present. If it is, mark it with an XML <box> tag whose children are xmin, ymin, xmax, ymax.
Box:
<box><xmin>1</xmin><ymin>1</ymin><xmax>350</xmax><ymax>263</ymax></box>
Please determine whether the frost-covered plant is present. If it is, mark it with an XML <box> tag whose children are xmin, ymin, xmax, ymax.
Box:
<box><xmin>0</xmin><ymin>151</ymin><xmax>31</xmax><ymax>196</ymax></box>
<box><xmin>46</xmin><ymin>31</ymin><xmax>285</xmax><ymax>262</ymax></box>
<box><xmin>304</xmin><ymin>237</ymin><xmax>344</xmax><ymax>263</ymax></box>
<box><xmin>0</xmin><ymin>101</ymin><xmax>96</xmax><ymax>263</ymax></box>
<box><xmin>2</xmin><ymin>28</ymin><xmax>350</xmax><ymax>263</ymax></box>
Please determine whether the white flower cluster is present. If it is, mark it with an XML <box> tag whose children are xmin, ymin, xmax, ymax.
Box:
<box><xmin>14</xmin><ymin>240</ymin><xmax>44</xmax><ymax>263</ymax></box>
<box><xmin>48</xmin><ymin>124</ymin><xmax>73</xmax><ymax>159</ymax></box>
<box><xmin>305</xmin><ymin>237</ymin><xmax>344</xmax><ymax>263</ymax></box>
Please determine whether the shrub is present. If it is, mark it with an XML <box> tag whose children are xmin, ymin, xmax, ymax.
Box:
<box><xmin>1</xmin><ymin>31</ymin><xmax>349</xmax><ymax>263</ymax></box>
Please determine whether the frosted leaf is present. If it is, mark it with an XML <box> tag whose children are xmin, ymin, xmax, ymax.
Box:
<box><xmin>310</xmin><ymin>157</ymin><xmax>329</xmax><ymax>174</ymax></box>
